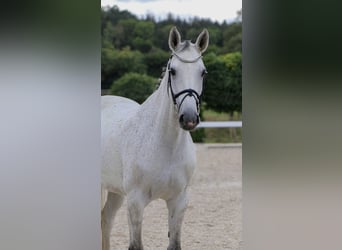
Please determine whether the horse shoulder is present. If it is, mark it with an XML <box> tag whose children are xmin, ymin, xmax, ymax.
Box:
<box><xmin>101</xmin><ymin>95</ymin><xmax>140</xmax><ymax>194</ymax></box>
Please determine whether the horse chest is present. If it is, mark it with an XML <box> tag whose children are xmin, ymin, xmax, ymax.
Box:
<box><xmin>142</xmin><ymin>148</ymin><xmax>195</xmax><ymax>199</ymax></box>
<box><xmin>122</xmin><ymin>141</ymin><xmax>196</xmax><ymax>199</ymax></box>
<box><xmin>162</xmin><ymin>163</ymin><xmax>194</xmax><ymax>198</ymax></box>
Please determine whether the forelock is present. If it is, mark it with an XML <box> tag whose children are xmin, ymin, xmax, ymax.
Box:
<box><xmin>176</xmin><ymin>40</ymin><xmax>191</xmax><ymax>52</ymax></box>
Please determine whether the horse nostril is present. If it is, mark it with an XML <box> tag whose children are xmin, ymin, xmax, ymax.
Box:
<box><xmin>179</xmin><ymin>114</ymin><xmax>184</xmax><ymax>124</ymax></box>
<box><xmin>179</xmin><ymin>112</ymin><xmax>199</xmax><ymax>130</ymax></box>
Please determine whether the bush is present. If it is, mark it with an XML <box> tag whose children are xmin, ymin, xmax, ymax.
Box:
<box><xmin>203</xmin><ymin>52</ymin><xmax>242</xmax><ymax>114</ymax></box>
<box><xmin>191</xmin><ymin>128</ymin><xmax>205</xmax><ymax>143</ymax></box>
<box><xmin>110</xmin><ymin>73</ymin><xmax>157</xmax><ymax>104</ymax></box>
<box><xmin>101</xmin><ymin>47</ymin><xmax>146</xmax><ymax>89</ymax></box>
<box><xmin>143</xmin><ymin>47</ymin><xmax>170</xmax><ymax>78</ymax></box>
<box><xmin>190</xmin><ymin>105</ymin><xmax>206</xmax><ymax>142</ymax></box>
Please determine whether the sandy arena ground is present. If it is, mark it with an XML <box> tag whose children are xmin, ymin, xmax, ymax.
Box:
<box><xmin>109</xmin><ymin>143</ymin><xmax>242</xmax><ymax>250</ymax></box>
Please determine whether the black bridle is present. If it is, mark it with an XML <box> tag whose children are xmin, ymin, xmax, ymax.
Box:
<box><xmin>167</xmin><ymin>53</ymin><xmax>203</xmax><ymax>113</ymax></box>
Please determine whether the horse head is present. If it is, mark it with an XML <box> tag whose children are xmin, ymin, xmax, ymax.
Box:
<box><xmin>167</xmin><ymin>26</ymin><xmax>209</xmax><ymax>131</ymax></box>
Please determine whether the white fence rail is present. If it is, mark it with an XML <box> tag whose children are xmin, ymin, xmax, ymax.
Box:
<box><xmin>197</xmin><ymin>121</ymin><xmax>242</xmax><ymax>129</ymax></box>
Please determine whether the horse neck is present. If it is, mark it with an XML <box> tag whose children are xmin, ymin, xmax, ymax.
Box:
<box><xmin>140</xmin><ymin>76</ymin><xmax>187</xmax><ymax>143</ymax></box>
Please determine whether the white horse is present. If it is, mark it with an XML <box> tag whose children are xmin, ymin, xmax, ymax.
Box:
<box><xmin>101</xmin><ymin>26</ymin><xmax>209</xmax><ymax>250</ymax></box>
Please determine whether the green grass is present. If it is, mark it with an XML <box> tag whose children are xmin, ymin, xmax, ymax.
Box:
<box><xmin>201</xmin><ymin>109</ymin><xmax>242</xmax><ymax>143</ymax></box>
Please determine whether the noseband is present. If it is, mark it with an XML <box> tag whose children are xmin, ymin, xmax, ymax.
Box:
<box><xmin>167</xmin><ymin>53</ymin><xmax>203</xmax><ymax>113</ymax></box>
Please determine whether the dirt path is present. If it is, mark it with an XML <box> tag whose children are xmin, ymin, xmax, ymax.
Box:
<box><xmin>110</xmin><ymin>143</ymin><xmax>242</xmax><ymax>249</ymax></box>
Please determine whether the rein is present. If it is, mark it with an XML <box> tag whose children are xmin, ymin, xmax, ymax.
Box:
<box><xmin>167</xmin><ymin>52</ymin><xmax>203</xmax><ymax>113</ymax></box>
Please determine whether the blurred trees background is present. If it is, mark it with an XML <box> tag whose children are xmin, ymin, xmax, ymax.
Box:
<box><xmin>101</xmin><ymin>5</ymin><xmax>242</xmax><ymax>142</ymax></box>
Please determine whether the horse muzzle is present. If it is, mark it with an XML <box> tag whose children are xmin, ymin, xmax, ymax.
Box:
<box><xmin>179</xmin><ymin>110</ymin><xmax>200</xmax><ymax>131</ymax></box>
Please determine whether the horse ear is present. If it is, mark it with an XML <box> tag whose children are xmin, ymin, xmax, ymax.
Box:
<box><xmin>195</xmin><ymin>29</ymin><xmax>209</xmax><ymax>53</ymax></box>
<box><xmin>169</xmin><ymin>26</ymin><xmax>181</xmax><ymax>52</ymax></box>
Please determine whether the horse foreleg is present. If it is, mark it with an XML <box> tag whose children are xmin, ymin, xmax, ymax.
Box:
<box><xmin>127</xmin><ymin>192</ymin><xmax>146</xmax><ymax>250</ymax></box>
<box><xmin>101</xmin><ymin>192</ymin><xmax>124</xmax><ymax>250</ymax></box>
<box><xmin>166</xmin><ymin>191</ymin><xmax>188</xmax><ymax>250</ymax></box>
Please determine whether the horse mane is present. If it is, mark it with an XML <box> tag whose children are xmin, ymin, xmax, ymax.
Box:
<box><xmin>155</xmin><ymin>66</ymin><xmax>166</xmax><ymax>90</ymax></box>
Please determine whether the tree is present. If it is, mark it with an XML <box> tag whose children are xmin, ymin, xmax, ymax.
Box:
<box><xmin>101</xmin><ymin>47</ymin><xmax>146</xmax><ymax>89</ymax></box>
<box><xmin>203</xmin><ymin>52</ymin><xmax>242</xmax><ymax>142</ymax></box>
<box><xmin>132</xmin><ymin>21</ymin><xmax>155</xmax><ymax>52</ymax></box>
<box><xmin>222</xmin><ymin>22</ymin><xmax>242</xmax><ymax>53</ymax></box>
<box><xmin>115</xmin><ymin>18</ymin><xmax>138</xmax><ymax>49</ymax></box>
<box><xmin>102</xmin><ymin>21</ymin><xmax>115</xmax><ymax>49</ymax></box>
<box><xmin>236</xmin><ymin>9</ymin><xmax>242</xmax><ymax>22</ymax></box>
<box><xmin>221</xmin><ymin>52</ymin><xmax>242</xmax><ymax>113</ymax></box>
<box><xmin>202</xmin><ymin>52</ymin><xmax>242</xmax><ymax>114</ymax></box>
<box><xmin>143</xmin><ymin>47</ymin><xmax>170</xmax><ymax>78</ymax></box>
<box><xmin>110</xmin><ymin>73</ymin><xmax>157</xmax><ymax>104</ymax></box>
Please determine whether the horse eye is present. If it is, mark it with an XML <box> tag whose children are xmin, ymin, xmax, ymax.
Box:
<box><xmin>201</xmin><ymin>69</ymin><xmax>208</xmax><ymax>77</ymax></box>
<box><xmin>170</xmin><ymin>68</ymin><xmax>176</xmax><ymax>76</ymax></box>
